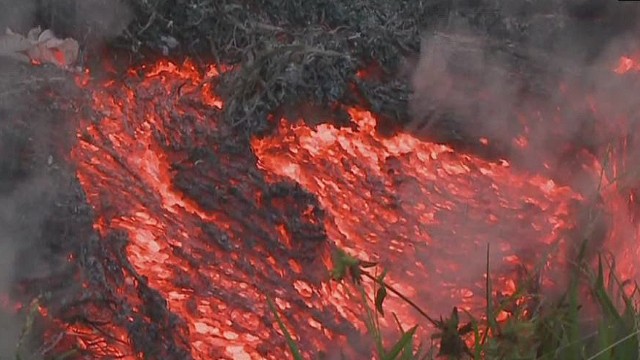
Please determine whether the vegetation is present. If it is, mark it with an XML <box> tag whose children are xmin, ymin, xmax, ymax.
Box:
<box><xmin>271</xmin><ymin>243</ymin><xmax>640</xmax><ymax>360</ymax></box>
<box><xmin>40</xmin><ymin>0</ymin><xmax>617</xmax><ymax>136</ymax></box>
<box><xmin>0</xmin><ymin>297</ymin><xmax>77</xmax><ymax>360</ymax></box>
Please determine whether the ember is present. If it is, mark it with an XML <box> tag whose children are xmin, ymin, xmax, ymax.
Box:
<box><xmin>615</xmin><ymin>55</ymin><xmax>640</xmax><ymax>75</ymax></box>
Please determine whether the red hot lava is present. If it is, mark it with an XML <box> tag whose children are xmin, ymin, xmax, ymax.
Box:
<box><xmin>64</xmin><ymin>56</ymin><xmax>640</xmax><ymax>359</ymax></box>
<box><xmin>72</xmin><ymin>61</ymin><xmax>361</xmax><ymax>359</ymax></box>
<box><xmin>252</xmin><ymin>107</ymin><xmax>583</xmax><ymax>324</ymax></box>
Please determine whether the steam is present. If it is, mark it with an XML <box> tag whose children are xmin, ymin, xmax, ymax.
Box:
<box><xmin>0</xmin><ymin>0</ymin><xmax>130</xmax><ymax>357</ymax></box>
<box><xmin>0</xmin><ymin>175</ymin><xmax>58</xmax><ymax>357</ymax></box>
<box><xmin>410</xmin><ymin>2</ymin><xmax>640</xmax><ymax>173</ymax></box>
<box><xmin>408</xmin><ymin>2</ymin><xmax>640</xmax><ymax>298</ymax></box>
<box><xmin>0</xmin><ymin>0</ymin><xmax>132</xmax><ymax>47</ymax></box>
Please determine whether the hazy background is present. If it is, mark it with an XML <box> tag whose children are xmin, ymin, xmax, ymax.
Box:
<box><xmin>410</xmin><ymin>1</ymin><xmax>640</xmax><ymax>184</ymax></box>
<box><xmin>408</xmin><ymin>1</ymin><xmax>640</xmax><ymax>300</ymax></box>
<box><xmin>0</xmin><ymin>0</ymin><xmax>132</xmax><ymax>356</ymax></box>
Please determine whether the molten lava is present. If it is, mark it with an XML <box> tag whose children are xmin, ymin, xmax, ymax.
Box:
<box><xmin>73</xmin><ymin>61</ymin><xmax>361</xmax><ymax>359</ymax></box>
<box><xmin>61</xmin><ymin>49</ymin><xmax>640</xmax><ymax>358</ymax></box>
<box><xmin>615</xmin><ymin>55</ymin><xmax>640</xmax><ymax>75</ymax></box>
<box><xmin>252</xmin><ymin>106</ymin><xmax>585</xmax><ymax>323</ymax></box>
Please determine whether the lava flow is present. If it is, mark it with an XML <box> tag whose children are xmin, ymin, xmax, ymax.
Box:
<box><xmin>72</xmin><ymin>61</ymin><xmax>364</xmax><ymax>359</ymax></box>
<box><xmin>252</xmin><ymin>107</ymin><xmax>583</xmax><ymax>322</ymax></box>
<box><xmin>66</xmin><ymin>57</ymin><xmax>639</xmax><ymax>359</ymax></box>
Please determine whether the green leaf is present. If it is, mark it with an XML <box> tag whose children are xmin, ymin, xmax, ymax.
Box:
<box><xmin>594</xmin><ymin>256</ymin><xmax>623</xmax><ymax>324</ymax></box>
<box><xmin>564</xmin><ymin>256</ymin><xmax>581</xmax><ymax>360</ymax></box>
<box><xmin>359</xmin><ymin>286</ymin><xmax>384</xmax><ymax>357</ymax></box>
<box><xmin>399</xmin><ymin>329</ymin><xmax>416</xmax><ymax>360</ymax></box>
<box><xmin>330</xmin><ymin>260</ymin><xmax>346</xmax><ymax>281</ymax></box>
<box><xmin>383</xmin><ymin>325</ymin><xmax>418</xmax><ymax>360</ymax></box>
<box><xmin>374</xmin><ymin>270</ymin><xmax>388</xmax><ymax>316</ymax></box>
<box><xmin>448</xmin><ymin>307</ymin><xmax>460</xmax><ymax>329</ymax></box>
<box><xmin>462</xmin><ymin>309</ymin><xmax>482</xmax><ymax>360</ymax></box>
<box><xmin>267</xmin><ymin>297</ymin><xmax>304</xmax><ymax>360</ymax></box>
<box><xmin>593</xmin><ymin>322</ymin><xmax>614</xmax><ymax>360</ymax></box>
<box><xmin>331</xmin><ymin>249</ymin><xmax>365</xmax><ymax>284</ymax></box>
<box><xmin>375</xmin><ymin>286</ymin><xmax>387</xmax><ymax>316</ymax></box>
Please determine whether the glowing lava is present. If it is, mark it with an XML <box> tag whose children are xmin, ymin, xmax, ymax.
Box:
<box><xmin>73</xmin><ymin>61</ymin><xmax>362</xmax><ymax>359</ymax></box>
<box><xmin>64</xmin><ymin>57</ymin><xmax>603</xmax><ymax>359</ymax></box>
<box><xmin>615</xmin><ymin>55</ymin><xmax>640</xmax><ymax>75</ymax></box>
<box><xmin>252</xmin><ymin>107</ymin><xmax>584</xmax><ymax>322</ymax></box>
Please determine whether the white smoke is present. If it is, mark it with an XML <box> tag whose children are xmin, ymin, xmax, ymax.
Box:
<box><xmin>407</xmin><ymin>1</ymin><xmax>640</xmax><ymax>306</ymax></box>
<box><xmin>0</xmin><ymin>0</ymin><xmax>131</xmax><ymax>357</ymax></box>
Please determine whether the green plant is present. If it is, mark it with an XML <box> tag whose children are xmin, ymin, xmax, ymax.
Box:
<box><xmin>273</xmin><ymin>243</ymin><xmax>640</xmax><ymax>360</ymax></box>
<box><xmin>2</xmin><ymin>296</ymin><xmax>79</xmax><ymax>360</ymax></box>
<box><xmin>331</xmin><ymin>248</ymin><xmax>426</xmax><ymax>360</ymax></box>
<box><xmin>267</xmin><ymin>296</ymin><xmax>304</xmax><ymax>360</ymax></box>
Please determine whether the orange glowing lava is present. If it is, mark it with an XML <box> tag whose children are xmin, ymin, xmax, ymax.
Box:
<box><xmin>252</xmin><ymin>107</ymin><xmax>582</xmax><ymax>320</ymax></box>
<box><xmin>615</xmin><ymin>55</ymin><xmax>640</xmax><ymax>75</ymax></box>
<box><xmin>64</xmin><ymin>53</ymin><xmax>640</xmax><ymax>358</ymax></box>
<box><xmin>72</xmin><ymin>60</ymin><xmax>361</xmax><ymax>359</ymax></box>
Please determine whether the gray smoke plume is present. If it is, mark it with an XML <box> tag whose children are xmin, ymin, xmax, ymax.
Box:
<box><xmin>409</xmin><ymin>1</ymin><xmax>640</xmax><ymax>174</ymax></box>
<box><xmin>0</xmin><ymin>0</ymin><xmax>132</xmax><ymax>51</ymax></box>
<box><xmin>0</xmin><ymin>0</ymin><xmax>36</xmax><ymax>33</ymax></box>
<box><xmin>0</xmin><ymin>0</ymin><xmax>130</xmax><ymax>357</ymax></box>
<box><xmin>0</xmin><ymin>59</ymin><xmax>79</xmax><ymax>356</ymax></box>
<box><xmin>0</xmin><ymin>175</ymin><xmax>58</xmax><ymax>357</ymax></box>
<box><xmin>73</xmin><ymin>0</ymin><xmax>133</xmax><ymax>40</ymax></box>
<box><xmin>408</xmin><ymin>1</ymin><xmax>640</xmax><ymax>304</ymax></box>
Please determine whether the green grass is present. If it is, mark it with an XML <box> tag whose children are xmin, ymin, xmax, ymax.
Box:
<box><xmin>273</xmin><ymin>245</ymin><xmax>640</xmax><ymax>359</ymax></box>
<box><xmin>11</xmin><ymin>231</ymin><xmax>640</xmax><ymax>360</ymax></box>
<box><xmin>2</xmin><ymin>296</ymin><xmax>78</xmax><ymax>360</ymax></box>
<box><xmin>13</xmin><ymin>230</ymin><xmax>640</xmax><ymax>360</ymax></box>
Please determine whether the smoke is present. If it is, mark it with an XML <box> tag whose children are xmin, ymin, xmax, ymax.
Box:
<box><xmin>0</xmin><ymin>0</ymin><xmax>132</xmax><ymax>47</ymax></box>
<box><xmin>0</xmin><ymin>0</ymin><xmax>37</xmax><ymax>33</ymax></box>
<box><xmin>410</xmin><ymin>1</ymin><xmax>640</xmax><ymax>171</ymax></box>
<box><xmin>408</xmin><ymin>1</ymin><xmax>640</xmax><ymax>299</ymax></box>
<box><xmin>0</xmin><ymin>59</ymin><xmax>77</xmax><ymax>355</ymax></box>
<box><xmin>409</xmin><ymin>26</ymin><xmax>521</xmax><ymax>148</ymax></box>
<box><xmin>410</xmin><ymin>1</ymin><xmax>640</xmax><ymax>191</ymax></box>
<box><xmin>70</xmin><ymin>0</ymin><xmax>133</xmax><ymax>42</ymax></box>
<box><xmin>0</xmin><ymin>174</ymin><xmax>59</xmax><ymax>357</ymax></box>
<box><xmin>0</xmin><ymin>0</ymin><xmax>131</xmax><ymax>355</ymax></box>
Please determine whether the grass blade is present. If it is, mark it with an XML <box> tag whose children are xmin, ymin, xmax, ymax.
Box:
<box><xmin>267</xmin><ymin>297</ymin><xmax>304</xmax><ymax>360</ymax></box>
<box><xmin>383</xmin><ymin>325</ymin><xmax>418</xmax><ymax>360</ymax></box>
